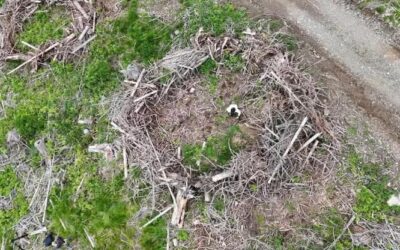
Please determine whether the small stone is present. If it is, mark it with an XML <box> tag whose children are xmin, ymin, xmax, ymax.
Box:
<box><xmin>43</xmin><ymin>233</ymin><xmax>54</xmax><ymax>247</ymax></box>
<box><xmin>189</xmin><ymin>87</ymin><xmax>195</xmax><ymax>93</ymax></box>
<box><xmin>55</xmin><ymin>236</ymin><xmax>65</xmax><ymax>249</ymax></box>
<box><xmin>173</xmin><ymin>238</ymin><xmax>178</xmax><ymax>247</ymax></box>
<box><xmin>83</xmin><ymin>129</ymin><xmax>90</xmax><ymax>135</ymax></box>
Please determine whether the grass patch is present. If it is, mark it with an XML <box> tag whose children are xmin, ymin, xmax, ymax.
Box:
<box><xmin>0</xmin><ymin>167</ymin><xmax>29</xmax><ymax>243</ymax></box>
<box><xmin>347</xmin><ymin>150</ymin><xmax>400</xmax><ymax>222</ymax></box>
<box><xmin>179</xmin><ymin>0</ymin><xmax>249</xmax><ymax>40</ymax></box>
<box><xmin>313</xmin><ymin>208</ymin><xmax>352</xmax><ymax>249</ymax></box>
<box><xmin>139</xmin><ymin>216</ymin><xmax>167</xmax><ymax>250</ymax></box>
<box><xmin>359</xmin><ymin>0</ymin><xmax>400</xmax><ymax>26</ymax></box>
<box><xmin>48</xmin><ymin>163</ymin><xmax>138</xmax><ymax>249</ymax></box>
<box><xmin>16</xmin><ymin>7</ymin><xmax>70</xmax><ymax>51</ymax></box>
<box><xmin>182</xmin><ymin>125</ymin><xmax>245</xmax><ymax>172</ymax></box>
<box><xmin>177</xmin><ymin>229</ymin><xmax>190</xmax><ymax>241</ymax></box>
<box><xmin>276</xmin><ymin>33</ymin><xmax>298</xmax><ymax>51</ymax></box>
<box><xmin>223</xmin><ymin>53</ymin><xmax>245</xmax><ymax>72</ymax></box>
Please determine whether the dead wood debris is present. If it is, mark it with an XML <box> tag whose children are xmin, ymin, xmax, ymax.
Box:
<box><xmin>351</xmin><ymin>221</ymin><xmax>400</xmax><ymax>249</ymax></box>
<box><xmin>0</xmin><ymin>0</ymin><xmax>112</xmax><ymax>73</ymax></box>
<box><xmin>102</xmin><ymin>27</ymin><xmax>343</xmax><ymax>249</ymax></box>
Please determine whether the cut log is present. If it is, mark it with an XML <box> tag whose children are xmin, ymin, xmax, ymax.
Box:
<box><xmin>171</xmin><ymin>188</ymin><xmax>193</xmax><ymax>228</ymax></box>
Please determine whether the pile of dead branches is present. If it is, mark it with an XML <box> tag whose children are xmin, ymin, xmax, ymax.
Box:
<box><xmin>107</xmin><ymin>28</ymin><xmax>341</xmax><ymax>248</ymax></box>
<box><xmin>0</xmin><ymin>0</ymin><xmax>109</xmax><ymax>73</ymax></box>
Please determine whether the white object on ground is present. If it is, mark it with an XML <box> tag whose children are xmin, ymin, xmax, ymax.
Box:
<box><xmin>387</xmin><ymin>194</ymin><xmax>400</xmax><ymax>206</ymax></box>
<box><xmin>226</xmin><ymin>104</ymin><xmax>241</xmax><ymax>118</ymax></box>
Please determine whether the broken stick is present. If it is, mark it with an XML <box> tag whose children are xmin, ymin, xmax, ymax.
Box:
<box><xmin>141</xmin><ymin>205</ymin><xmax>173</xmax><ymax>229</ymax></box>
<box><xmin>268</xmin><ymin>117</ymin><xmax>308</xmax><ymax>184</ymax></box>
<box><xmin>212</xmin><ymin>170</ymin><xmax>234</xmax><ymax>182</ymax></box>
<box><xmin>8</xmin><ymin>43</ymin><xmax>60</xmax><ymax>75</ymax></box>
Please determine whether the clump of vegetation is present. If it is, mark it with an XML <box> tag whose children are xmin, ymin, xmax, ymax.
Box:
<box><xmin>313</xmin><ymin>208</ymin><xmax>353</xmax><ymax>249</ymax></box>
<box><xmin>16</xmin><ymin>7</ymin><xmax>70</xmax><ymax>51</ymax></box>
<box><xmin>48</xmin><ymin>159</ymin><xmax>138</xmax><ymax>248</ymax></box>
<box><xmin>359</xmin><ymin>0</ymin><xmax>400</xmax><ymax>26</ymax></box>
<box><xmin>0</xmin><ymin>167</ymin><xmax>29</xmax><ymax>241</ymax></box>
<box><xmin>223</xmin><ymin>53</ymin><xmax>245</xmax><ymax>72</ymax></box>
<box><xmin>182</xmin><ymin>126</ymin><xmax>245</xmax><ymax>172</ymax></box>
<box><xmin>108</xmin><ymin>0</ymin><xmax>174</xmax><ymax>65</ymax></box>
<box><xmin>177</xmin><ymin>229</ymin><xmax>190</xmax><ymax>242</ymax></box>
<box><xmin>139</xmin><ymin>216</ymin><xmax>167</xmax><ymax>250</ymax></box>
<box><xmin>276</xmin><ymin>33</ymin><xmax>298</xmax><ymax>51</ymax></box>
<box><xmin>180</xmin><ymin>0</ymin><xmax>249</xmax><ymax>40</ymax></box>
<box><xmin>347</xmin><ymin>150</ymin><xmax>400</xmax><ymax>222</ymax></box>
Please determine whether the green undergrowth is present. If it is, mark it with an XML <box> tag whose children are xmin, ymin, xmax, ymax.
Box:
<box><xmin>179</xmin><ymin>0</ymin><xmax>249</xmax><ymax>41</ymax></box>
<box><xmin>182</xmin><ymin>125</ymin><xmax>246</xmax><ymax>172</ymax></box>
<box><xmin>347</xmin><ymin>150</ymin><xmax>400</xmax><ymax>222</ymax></box>
<box><xmin>313</xmin><ymin>208</ymin><xmax>353</xmax><ymax>249</ymax></box>
<box><xmin>359</xmin><ymin>0</ymin><xmax>400</xmax><ymax>26</ymax></box>
<box><xmin>0</xmin><ymin>167</ymin><xmax>29</xmax><ymax>243</ymax></box>
<box><xmin>48</xmin><ymin>161</ymin><xmax>138</xmax><ymax>249</ymax></box>
<box><xmin>16</xmin><ymin>7</ymin><xmax>70</xmax><ymax>52</ymax></box>
<box><xmin>139</xmin><ymin>216</ymin><xmax>167</xmax><ymax>250</ymax></box>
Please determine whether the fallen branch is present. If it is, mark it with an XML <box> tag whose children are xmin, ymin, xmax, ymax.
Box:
<box><xmin>73</xmin><ymin>1</ymin><xmax>89</xmax><ymax>19</ymax></box>
<box><xmin>296</xmin><ymin>132</ymin><xmax>321</xmax><ymax>153</ymax></box>
<box><xmin>268</xmin><ymin>117</ymin><xmax>308</xmax><ymax>184</ymax></box>
<box><xmin>301</xmin><ymin>140</ymin><xmax>319</xmax><ymax>169</ymax></box>
<box><xmin>325</xmin><ymin>214</ymin><xmax>356</xmax><ymax>250</ymax></box>
<box><xmin>130</xmin><ymin>69</ymin><xmax>146</xmax><ymax>97</ymax></box>
<box><xmin>84</xmin><ymin>228</ymin><xmax>96</xmax><ymax>248</ymax></box>
<box><xmin>133</xmin><ymin>90</ymin><xmax>158</xmax><ymax>103</ymax></box>
<box><xmin>212</xmin><ymin>170</ymin><xmax>234</xmax><ymax>182</ymax></box>
<box><xmin>72</xmin><ymin>35</ymin><xmax>97</xmax><ymax>53</ymax></box>
<box><xmin>29</xmin><ymin>227</ymin><xmax>47</xmax><ymax>236</ymax></box>
<box><xmin>8</xmin><ymin>42</ymin><xmax>61</xmax><ymax>75</ymax></box>
<box><xmin>140</xmin><ymin>205</ymin><xmax>173</xmax><ymax>229</ymax></box>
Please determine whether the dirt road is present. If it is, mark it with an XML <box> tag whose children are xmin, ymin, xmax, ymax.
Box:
<box><xmin>233</xmin><ymin>0</ymin><xmax>400</xmax><ymax>141</ymax></box>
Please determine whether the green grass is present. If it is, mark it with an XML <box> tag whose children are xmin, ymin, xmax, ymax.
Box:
<box><xmin>139</xmin><ymin>216</ymin><xmax>167</xmax><ymax>250</ymax></box>
<box><xmin>16</xmin><ymin>7</ymin><xmax>70</xmax><ymax>51</ymax></box>
<box><xmin>276</xmin><ymin>33</ymin><xmax>298</xmax><ymax>51</ymax></box>
<box><xmin>0</xmin><ymin>167</ymin><xmax>29</xmax><ymax>243</ymax></box>
<box><xmin>359</xmin><ymin>0</ymin><xmax>400</xmax><ymax>26</ymax></box>
<box><xmin>177</xmin><ymin>229</ymin><xmax>190</xmax><ymax>241</ymax></box>
<box><xmin>347</xmin><ymin>150</ymin><xmax>400</xmax><ymax>222</ymax></box>
<box><xmin>313</xmin><ymin>208</ymin><xmax>353</xmax><ymax>249</ymax></box>
<box><xmin>48</xmin><ymin>170</ymin><xmax>138</xmax><ymax>248</ymax></box>
<box><xmin>179</xmin><ymin>0</ymin><xmax>249</xmax><ymax>41</ymax></box>
<box><xmin>223</xmin><ymin>53</ymin><xmax>245</xmax><ymax>72</ymax></box>
<box><xmin>182</xmin><ymin>125</ymin><xmax>245</xmax><ymax>172</ymax></box>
